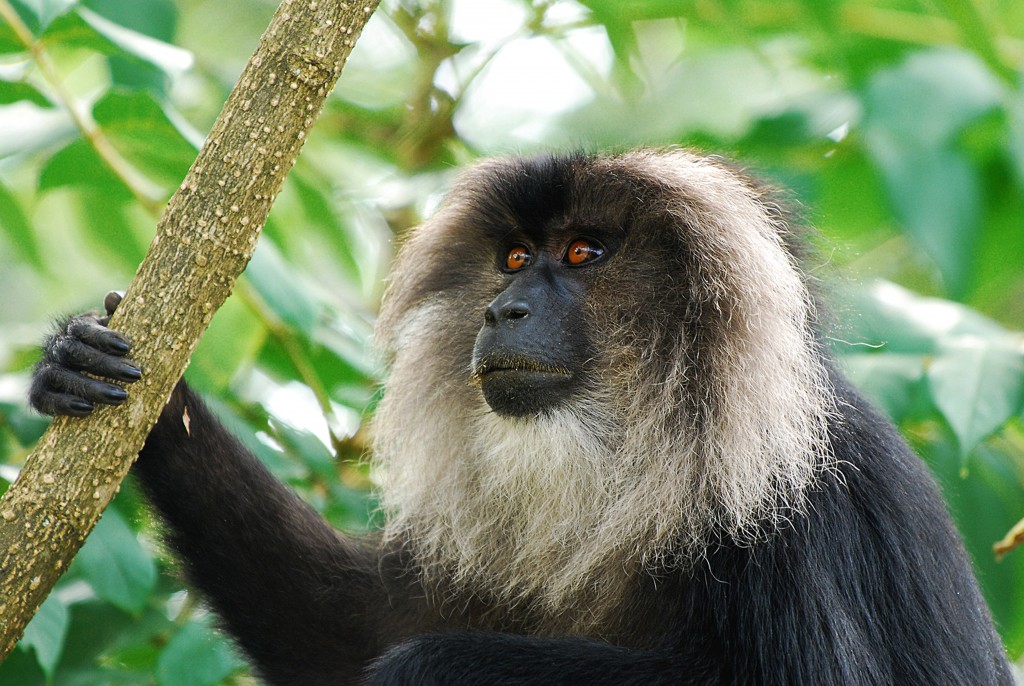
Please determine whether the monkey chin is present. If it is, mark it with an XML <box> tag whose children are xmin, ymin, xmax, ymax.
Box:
<box><xmin>476</xmin><ymin>367</ymin><xmax>575</xmax><ymax>418</ymax></box>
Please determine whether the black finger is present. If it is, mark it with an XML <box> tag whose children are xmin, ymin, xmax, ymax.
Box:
<box><xmin>28</xmin><ymin>368</ymin><xmax>94</xmax><ymax>417</ymax></box>
<box><xmin>66</xmin><ymin>316</ymin><xmax>131</xmax><ymax>355</ymax></box>
<box><xmin>31</xmin><ymin>364</ymin><xmax>130</xmax><ymax>411</ymax></box>
<box><xmin>104</xmin><ymin>291</ymin><xmax>124</xmax><ymax>318</ymax></box>
<box><xmin>50</xmin><ymin>336</ymin><xmax>141</xmax><ymax>382</ymax></box>
<box><xmin>35</xmin><ymin>394</ymin><xmax>96</xmax><ymax>417</ymax></box>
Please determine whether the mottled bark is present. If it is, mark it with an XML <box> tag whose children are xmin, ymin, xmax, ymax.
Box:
<box><xmin>0</xmin><ymin>0</ymin><xmax>380</xmax><ymax>659</ymax></box>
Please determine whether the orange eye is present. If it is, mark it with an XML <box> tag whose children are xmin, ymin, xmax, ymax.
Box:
<box><xmin>565</xmin><ymin>238</ymin><xmax>605</xmax><ymax>266</ymax></box>
<box><xmin>505</xmin><ymin>245</ymin><xmax>532</xmax><ymax>271</ymax></box>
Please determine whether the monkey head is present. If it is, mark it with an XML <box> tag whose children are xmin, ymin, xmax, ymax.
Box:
<box><xmin>371</xmin><ymin>149</ymin><xmax>836</xmax><ymax>621</ymax></box>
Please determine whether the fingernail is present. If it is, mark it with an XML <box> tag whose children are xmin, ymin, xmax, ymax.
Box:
<box><xmin>110</xmin><ymin>337</ymin><xmax>130</xmax><ymax>353</ymax></box>
<box><xmin>121</xmin><ymin>364</ymin><xmax>142</xmax><ymax>381</ymax></box>
<box><xmin>70</xmin><ymin>400</ymin><xmax>94</xmax><ymax>413</ymax></box>
<box><xmin>104</xmin><ymin>386</ymin><xmax>129</xmax><ymax>402</ymax></box>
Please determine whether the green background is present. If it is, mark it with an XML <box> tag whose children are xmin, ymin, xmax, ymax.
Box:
<box><xmin>1</xmin><ymin>0</ymin><xmax>1023</xmax><ymax>683</ymax></box>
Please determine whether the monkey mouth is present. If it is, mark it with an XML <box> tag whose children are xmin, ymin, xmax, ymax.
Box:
<box><xmin>471</xmin><ymin>356</ymin><xmax>572</xmax><ymax>383</ymax></box>
<box><xmin>471</xmin><ymin>355</ymin><xmax>575</xmax><ymax>418</ymax></box>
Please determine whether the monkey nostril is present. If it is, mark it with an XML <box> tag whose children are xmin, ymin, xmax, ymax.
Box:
<box><xmin>501</xmin><ymin>301</ymin><xmax>530</xmax><ymax>321</ymax></box>
<box><xmin>485</xmin><ymin>300</ymin><xmax>531</xmax><ymax>324</ymax></box>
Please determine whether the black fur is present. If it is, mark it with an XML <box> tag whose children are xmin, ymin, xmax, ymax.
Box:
<box><xmin>127</xmin><ymin>375</ymin><xmax>1019</xmax><ymax>683</ymax></box>
<box><xmin>28</xmin><ymin>153</ymin><xmax>1012</xmax><ymax>684</ymax></box>
<box><xmin>28</xmin><ymin>313</ymin><xmax>1012</xmax><ymax>685</ymax></box>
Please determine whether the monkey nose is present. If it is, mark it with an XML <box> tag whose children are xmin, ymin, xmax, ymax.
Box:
<box><xmin>484</xmin><ymin>299</ymin><xmax>531</xmax><ymax>325</ymax></box>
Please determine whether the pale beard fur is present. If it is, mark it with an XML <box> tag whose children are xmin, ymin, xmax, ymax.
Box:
<box><xmin>376</xmin><ymin>372</ymin><xmax>628</xmax><ymax>619</ymax></box>
<box><xmin>371</xmin><ymin>149</ymin><xmax>837</xmax><ymax>629</ymax></box>
<box><xmin>374</xmin><ymin>309</ymin><xmax>835</xmax><ymax>629</ymax></box>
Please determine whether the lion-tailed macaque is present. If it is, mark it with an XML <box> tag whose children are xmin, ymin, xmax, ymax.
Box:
<box><xmin>30</xmin><ymin>150</ymin><xmax>1012</xmax><ymax>685</ymax></box>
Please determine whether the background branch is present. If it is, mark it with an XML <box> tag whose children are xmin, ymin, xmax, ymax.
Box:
<box><xmin>0</xmin><ymin>0</ymin><xmax>380</xmax><ymax>659</ymax></box>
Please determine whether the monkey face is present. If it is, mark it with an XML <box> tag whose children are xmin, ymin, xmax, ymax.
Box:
<box><xmin>376</xmin><ymin>150</ymin><xmax>823</xmax><ymax>441</ymax></box>
<box><xmin>377</xmin><ymin>152</ymin><xmax>643</xmax><ymax>422</ymax></box>
<box><xmin>470</xmin><ymin>236</ymin><xmax>609</xmax><ymax>416</ymax></box>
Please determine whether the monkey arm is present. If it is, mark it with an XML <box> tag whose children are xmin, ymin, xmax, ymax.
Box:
<box><xmin>365</xmin><ymin>632</ymin><xmax>697</xmax><ymax>686</ymax></box>
<box><xmin>133</xmin><ymin>382</ymin><xmax>424</xmax><ymax>685</ymax></box>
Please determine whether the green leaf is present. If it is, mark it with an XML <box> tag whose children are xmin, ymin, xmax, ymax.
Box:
<box><xmin>40</xmin><ymin>7</ymin><xmax>192</xmax><ymax>74</ymax></box>
<box><xmin>863</xmin><ymin>49</ymin><xmax>1002</xmax><ymax>148</ymax></box>
<box><xmin>92</xmin><ymin>89</ymin><xmax>199</xmax><ymax>190</ymax></box>
<box><xmin>313</xmin><ymin>317</ymin><xmax>377</xmax><ymax>382</ymax></box>
<box><xmin>577</xmin><ymin>0</ymin><xmax>689</xmax><ymax>22</ymax></box>
<box><xmin>273</xmin><ymin>420</ymin><xmax>336</xmax><ymax>481</ymax></box>
<box><xmin>1008</xmin><ymin>87</ymin><xmax>1024</xmax><ymax>185</ymax></box>
<box><xmin>255</xmin><ymin>329</ymin><xmax>372</xmax><ymax>408</ymax></box>
<box><xmin>82</xmin><ymin>0</ymin><xmax>177</xmax><ymax>41</ymax></box>
<box><xmin>83</xmin><ymin>0</ymin><xmax>180</xmax><ymax>91</ymax></box>
<box><xmin>39</xmin><ymin>138</ymin><xmax>132</xmax><ymax>196</ymax></box>
<box><xmin>861</xmin><ymin>49</ymin><xmax>1002</xmax><ymax>296</ymax></box>
<box><xmin>78</xmin><ymin>6</ymin><xmax>190</xmax><ymax>71</ymax></box>
<box><xmin>927</xmin><ymin>338</ymin><xmax>1024</xmax><ymax>460</ymax></box>
<box><xmin>54</xmin><ymin>599</ymin><xmax>175</xmax><ymax>685</ymax></box>
<box><xmin>38</xmin><ymin>142</ymin><xmax>149</xmax><ymax>269</ymax></box>
<box><xmin>20</xmin><ymin>593</ymin><xmax>69</xmax><ymax>679</ymax></box>
<box><xmin>323</xmin><ymin>470</ymin><xmax>378</xmax><ymax>532</ymax></box>
<box><xmin>971</xmin><ymin>180</ymin><xmax>1024</xmax><ymax>319</ymax></box>
<box><xmin>815</xmin><ymin>147</ymin><xmax>889</xmax><ymax>244</ymax></box>
<box><xmin>0</xmin><ymin>24</ymin><xmax>21</xmax><ymax>54</ymax></box>
<box><xmin>0</xmin><ymin>646</ymin><xmax>46</xmax><ymax>685</ymax></box>
<box><xmin>920</xmin><ymin>433</ymin><xmax>1024</xmax><ymax>654</ymax></box>
<box><xmin>0</xmin><ymin>1</ymin><xmax>37</xmax><ymax>51</ymax></box>
<box><xmin>289</xmin><ymin>171</ymin><xmax>362</xmax><ymax>282</ymax></box>
<box><xmin>841</xmin><ymin>280</ymin><xmax>1006</xmax><ymax>354</ymax></box>
<box><xmin>5</xmin><ymin>0</ymin><xmax>75</xmax><ymax>34</ymax></box>
<box><xmin>577</xmin><ymin>0</ymin><xmax>688</xmax><ymax>64</ymax></box>
<box><xmin>78</xmin><ymin>188</ymin><xmax>150</xmax><ymax>270</ymax></box>
<box><xmin>0</xmin><ymin>81</ymin><xmax>52</xmax><ymax>107</ymax></box>
<box><xmin>74</xmin><ymin>509</ymin><xmax>156</xmax><ymax>614</ymax></box>
<box><xmin>863</xmin><ymin>144</ymin><xmax>980</xmax><ymax>296</ymax></box>
<box><xmin>932</xmin><ymin>0</ymin><xmax>1010</xmax><ymax>82</ymax></box>
<box><xmin>0</xmin><ymin>401</ymin><xmax>51</xmax><ymax>446</ymax></box>
<box><xmin>0</xmin><ymin>102</ymin><xmax>73</xmax><ymax>158</ymax></box>
<box><xmin>156</xmin><ymin>621</ymin><xmax>244</xmax><ymax>686</ymax></box>
<box><xmin>840</xmin><ymin>353</ymin><xmax>928</xmax><ymax>423</ymax></box>
<box><xmin>0</xmin><ymin>182</ymin><xmax>44</xmax><ymax>268</ymax></box>
<box><xmin>187</xmin><ymin>294</ymin><xmax>267</xmax><ymax>392</ymax></box>
<box><xmin>246</xmin><ymin>241</ymin><xmax>321</xmax><ymax>333</ymax></box>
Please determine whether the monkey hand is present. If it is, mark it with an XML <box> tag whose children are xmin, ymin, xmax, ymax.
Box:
<box><xmin>29</xmin><ymin>291</ymin><xmax>141</xmax><ymax>417</ymax></box>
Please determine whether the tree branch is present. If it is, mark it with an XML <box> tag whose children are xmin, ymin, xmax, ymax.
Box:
<box><xmin>0</xmin><ymin>0</ymin><xmax>380</xmax><ymax>659</ymax></box>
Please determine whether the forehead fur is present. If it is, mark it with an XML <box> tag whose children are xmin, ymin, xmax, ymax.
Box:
<box><xmin>376</xmin><ymin>148</ymin><xmax>806</xmax><ymax>354</ymax></box>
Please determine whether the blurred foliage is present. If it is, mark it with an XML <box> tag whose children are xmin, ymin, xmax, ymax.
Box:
<box><xmin>1</xmin><ymin>0</ymin><xmax>1023</xmax><ymax>681</ymax></box>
